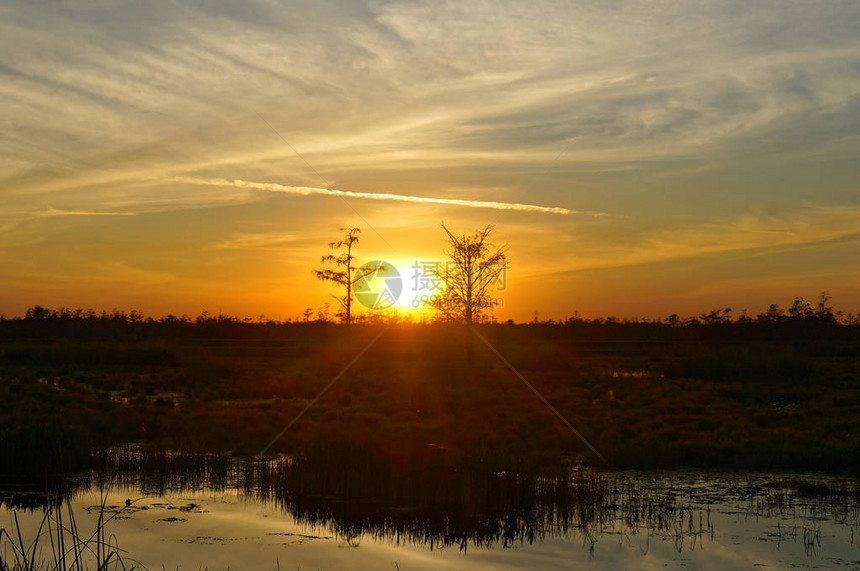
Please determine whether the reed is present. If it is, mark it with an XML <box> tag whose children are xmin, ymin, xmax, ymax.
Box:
<box><xmin>0</xmin><ymin>492</ymin><xmax>144</xmax><ymax>571</ymax></box>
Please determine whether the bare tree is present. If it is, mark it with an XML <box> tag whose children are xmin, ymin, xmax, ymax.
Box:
<box><xmin>433</xmin><ymin>224</ymin><xmax>507</xmax><ymax>325</ymax></box>
<box><xmin>314</xmin><ymin>227</ymin><xmax>375</xmax><ymax>326</ymax></box>
<box><xmin>301</xmin><ymin>307</ymin><xmax>314</xmax><ymax>322</ymax></box>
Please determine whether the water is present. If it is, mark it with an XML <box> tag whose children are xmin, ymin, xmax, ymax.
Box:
<box><xmin>2</xmin><ymin>450</ymin><xmax>859</xmax><ymax>570</ymax></box>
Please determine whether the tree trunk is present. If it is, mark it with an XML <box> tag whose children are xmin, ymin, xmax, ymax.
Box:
<box><xmin>346</xmin><ymin>243</ymin><xmax>353</xmax><ymax>328</ymax></box>
<box><xmin>465</xmin><ymin>275</ymin><xmax>473</xmax><ymax>326</ymax></box>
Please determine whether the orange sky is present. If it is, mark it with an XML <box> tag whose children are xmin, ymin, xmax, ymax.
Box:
<box><xmin>1</xmin><ymin>1</ymin><xmax>858</xmax><ymax>322</ymax></box>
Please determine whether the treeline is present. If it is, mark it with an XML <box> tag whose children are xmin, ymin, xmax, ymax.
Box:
<box><xmin>0</xmin><ymin>306</ymin><xmax>316</xmax><ymax>341</ymax></box>
<box><xmin>559</xmin><ymin>292</ymin><xmax>859</xmax><ymax>326</ymax></box>
<box><xmin>0</xmin><ymin>292</ymin><xmax>856</xmax><ymax>342</ymax></box>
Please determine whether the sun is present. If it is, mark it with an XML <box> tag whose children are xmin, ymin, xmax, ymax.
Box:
<box><xmin>392</xmin><ymin>258</ymin><xmax>445</xmax><ymax>310</ymax></box>
<box><xmin>353</xmin><ymin>257</ymin><xmax>445</xmax><ymax>319</ymax></box>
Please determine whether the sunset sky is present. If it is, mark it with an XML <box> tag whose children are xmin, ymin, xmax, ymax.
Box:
<box><xmin>1</xmin><ymin>1</ymin><xmax>858</xmax><ymax>321</ymax></box>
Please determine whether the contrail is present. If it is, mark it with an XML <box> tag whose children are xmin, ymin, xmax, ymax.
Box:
<box><xmin>174</xmin><ymin>177</ymin><xmax>605</xmax><ymax>217</ymax></box>
<box><xmin>41</xmin><ymin>207</ymin><xmax>137</xmax><ymax>217</ymax></box>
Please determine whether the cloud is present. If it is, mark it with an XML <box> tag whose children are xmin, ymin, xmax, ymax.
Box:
<box><xmin>536</xmin><ymin>203</ymin><xmax>860</xmax><ymax>275</ymax></box>
<box><xmin>1</xmin><ymin>0</ymin><xmax>859</xmax><ymax>317</ymax></box>
<box><xmin>175</xmin><ymin>177</ymin><xmax>603</xmax><ymax>216</ymax></box>
<box><xmin>39</xmin><ymin>207</ymin><xmax>137</xmax><ymax>217</ymax></box>
<box><xmin>212</xmin><ymin>231</ymin><xmax>309</xmax><ymax>251</ymax></box>
<box><xmin>3</xmin><ymin>0</ymin><xmax>858</xmax><ymax>179</ymax></box>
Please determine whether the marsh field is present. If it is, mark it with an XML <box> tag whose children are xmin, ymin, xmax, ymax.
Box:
<box><xmin>3</xmin><ymin>312</ymin><xmax>859</xmax><ymax>472</ymax></box>
<box><xmin>2</xmin><ymin>311</ymin><xmax>859</xmax><ymax>569</ymax></box>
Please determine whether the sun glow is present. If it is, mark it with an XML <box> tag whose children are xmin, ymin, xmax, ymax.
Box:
<box><xmin>394</xmin><ymin>258</ymin><xmax>444</xmax><ymax>317</ymax></box>
<box><xmin>352</xmin><ymin>257</ymin><xmax>446</xmax><ymax>319</ymax></box>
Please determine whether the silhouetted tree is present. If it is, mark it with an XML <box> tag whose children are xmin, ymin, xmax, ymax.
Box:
<box><xmin>757</xmin><ymin>303</ymin><xmax>786</xmax><ymax>323</ymax></box>
<box><xmin>737</xmin><ymin>309</ymin><xmax>754</xmax><ymax>324</ymax></box>
<box><xmin>789</xmin><ymin>297</ymin><xmax>815</xmax><ymax>320</ymax></box>
<box><xmin>816</xmin><ymin>291</ymin><xmax>836</xmax><ymax>322</ymax></box>
<box><xmin>699</xmin><ymin>308</ymin><xmax>732</xmax><ymax>325</ymax></box>
<box><xmin>433</xmin><ymin>224</ymin><xmax>507</xmax><ymax>326</ymax></box>
<box><xmin>313</xmin><ymin>228</ymin><xmax>377</xmax><ymax>326</ymax></box>
<box><xmin>25</xmin><ymin>305</ymin><xmax>53</xmax><ymax>320</ymax></box>
<box><xmin>316</xmin><ymin>302</ymin><xmax>332</xmax><ymax>323</ymax></box>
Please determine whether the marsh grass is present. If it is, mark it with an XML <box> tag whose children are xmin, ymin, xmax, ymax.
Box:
<box><xmin>0</xmin><ymin>492</ymin><xmax>143</xmax><ymax>571</ymax></box>
<box><xmin>1</xmin><ymin>318</ymin><xmax>858</xmax><ymax>471</ymax></box>
<box><xmin>3</xmin><ymin>445</ymin><xmax>859</xmax><ymax>562</ymax></box>
<box><xmin>83</xmin><ymin>445</ymin><xmax>860</xmax><ymax>555</ymax></box>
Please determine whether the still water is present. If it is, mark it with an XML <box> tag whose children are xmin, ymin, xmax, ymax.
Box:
<box><xmin>2</xmin><ymin>450</ymin><xmax>859</xmax><ymax>569</ymax></box>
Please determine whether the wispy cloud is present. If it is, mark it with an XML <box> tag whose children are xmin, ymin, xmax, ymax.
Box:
<box><xmin>175</xmin><ymin>177</ymin><xmax>603</xmax><ymax>216</ymax></box>
<box><xmin>534</xmin><ymin>204</ymin><xmax>860</xmax><ymax>275</ymax></box>
<box><xmin>1</xmin><ymin>0</ymin><xmax>858</xmax><ymax>318</ymax></box>
<box><xmin>39</xmin><ymin>207</ymin><xmax>137</xmax><ymax>217</ymax></box>
<box><xmin>212</xmin><ymin>231</ymin><xmax>309</xmax><ymax>251</ymax></box>
<box><xmin>0</xmin><ymin>207</ymin><xmax>138</xmax><ymax>237</ymax></box>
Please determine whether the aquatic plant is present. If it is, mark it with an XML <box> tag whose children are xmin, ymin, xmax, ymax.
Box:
<box><xmin>0</xmin><ymin>493</ymin><xmax>143</xmax><ymax>571</ymax></box>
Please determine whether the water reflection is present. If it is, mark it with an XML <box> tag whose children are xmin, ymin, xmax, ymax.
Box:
<box><xmin>2</xmin><ymin>444</ymin><xmax>859</xmax><ymax>568</ymax></box>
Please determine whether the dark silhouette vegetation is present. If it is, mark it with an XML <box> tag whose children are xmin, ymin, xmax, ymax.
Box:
<box><xmin>0</xmin><ymin>293</ymin><xmax>858</xmax><ymax>479</ymax></box>
<box><xmin>4</xmin><ymin>444</ymin><xmax>859</xmax><ymax>561</ymax></box>
<box><xmin>432</xmin><ymin>223</ymin><xmax>507</xmax><ymax>325</ymax></box>
<box><xmin>313</xmin><ymin>227</ymin><xmax>377</xmax><ymax>326</ymax></box>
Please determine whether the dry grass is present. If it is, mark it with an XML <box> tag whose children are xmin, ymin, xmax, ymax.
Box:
<box><xmin>1</xmin><ymin>320</ymin><xmax>858</xmax><ymax>471</ymax></box>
